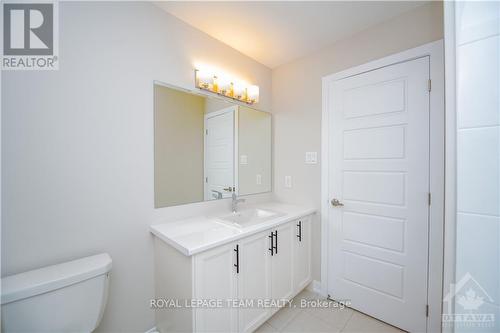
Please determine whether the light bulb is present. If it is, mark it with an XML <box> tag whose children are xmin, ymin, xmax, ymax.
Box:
<box><xmin>233</xmin><ymin>81</ymin><xmax>246</xmax><ymax>101</ymax></box>
<box><xmin>247</xmin><ymin>85</ymin><xmax>259</xmax><ymax>104</ymax></box>
<box><xmin>196</xmin><ymin>69</ymin><xmax>214</xmax><ymax>90</ymax></box>
<box><xmin>217</xmin><ymin>75</ymin><xmax>233</xmax><ymax>97</ymax></box>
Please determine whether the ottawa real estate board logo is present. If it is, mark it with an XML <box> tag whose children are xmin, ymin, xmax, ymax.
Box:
<box><xmin>2</xmin><ymin>1</ymin><xmax>58</xmax><ymax>70</ymax></box>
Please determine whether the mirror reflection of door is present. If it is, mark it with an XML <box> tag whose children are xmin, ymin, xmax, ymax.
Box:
<box><xmin>204</xmin><ymin>107</ymin><xmax>236</xmax><ymax>201</ymax></box>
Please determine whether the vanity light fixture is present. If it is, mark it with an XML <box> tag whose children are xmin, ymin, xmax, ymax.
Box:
<box><xmin>195</xmin><ymin>69</ymin><xmax>259</xmax><ymax>104</ymax></box>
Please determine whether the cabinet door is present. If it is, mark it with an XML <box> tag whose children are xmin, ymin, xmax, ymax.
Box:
<box><xmin>237</xmin><ymin>231</ymin><xmax>272</xmax><ymax>333</ymax></box>
<box><xmin>293</xmin><ymin>216</ymin><xmax>312</xmax><ymax>293</ymax></box>
<box><xmin>271</xmin><ymin>222</ymin><xmax>294</xmax><ymax>301</ymax></box>
<box><xmin>194</xmin><ymin>242</ymin><xmax>238</xmax><ymax>332</ymax></box>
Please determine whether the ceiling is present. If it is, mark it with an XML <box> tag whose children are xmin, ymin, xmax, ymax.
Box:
<box><xmin>156</xmin><ymin>1</ymin><xmax>428</xmax><ymax>68</ymax></box>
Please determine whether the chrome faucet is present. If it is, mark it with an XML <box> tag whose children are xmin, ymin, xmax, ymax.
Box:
<box><xmin>211</xmin><ymin>190</ymin><xmax>223</xmax><ymax>200</ymax></box>
<box><xmin>231</xmin><ymin>192</ymin><xmax>245</xmax><ymax>213</ymax></box>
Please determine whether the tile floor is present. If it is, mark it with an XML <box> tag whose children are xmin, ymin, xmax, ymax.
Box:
<box><xmin>257</xmin><ymin>290</ymin><xmax>405</xmax><ymax>333</ymax></box>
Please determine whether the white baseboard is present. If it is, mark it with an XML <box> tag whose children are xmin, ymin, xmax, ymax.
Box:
<box><xmin>306</xmin><ymin>280</ymin><xmax>327</xmax><ymax>297</ymax></box>
<box><xmin>145</xmin><ymin>327</ymin><xmax>158</xmax><ymax>333</ymax></box>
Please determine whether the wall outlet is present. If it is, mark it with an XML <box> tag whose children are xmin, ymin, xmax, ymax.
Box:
<box><xmin>284</xmin><ymin>175</ymin><xmax>292</xmax><ymax>188</ymax></box>
<box><xmin>305</xmin><ymin>152</ymin><xmax>318</xmax><ymax>164</ymax></box>
<box><xmin>256</xmin><ymin>174</ymin><xmax>262</xmax><ymax>185</ymax></box>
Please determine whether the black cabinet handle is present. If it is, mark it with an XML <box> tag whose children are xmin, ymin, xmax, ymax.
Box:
<box><xmin>234</xmin><ymin>244</ymin><xmax>239</xmax><ymax>273</ymax></box>
<box><xmin>297</xmin><ymin>221</ymin><xmax>302</xmax><ymax>241</ymax></box>
<box><xmin>268</xmin><ymin>232</ymin><xmax>274</xmax><ymax>256</ymax></box>
<box><xmin>274</xmin><ymin>230</ymin><xmax>278</xmax><ymax>254</ymax></box>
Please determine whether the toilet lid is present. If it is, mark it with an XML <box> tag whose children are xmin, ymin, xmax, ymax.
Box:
<box><xmin>1</xmin><ymin>253</ymin><xmax>112</xmax><ymax>305</ymax></box>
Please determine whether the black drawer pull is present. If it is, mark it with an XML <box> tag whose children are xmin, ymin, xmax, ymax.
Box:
<box><xmin>234</xmin><ymin>244</ymin><xmax>239</xmax><ymax>273</ymax></box>
<box><xmin>297</xmin><ymin>221</ymin><xmax>302</xmax><ymax>242</ymax></box>
<box><xmin>268</xmin><ymin>232</ymin><xmax>274</xmax><ymax>256</ymax></box>
<box><xmin>274</xmin><ymin>230</ymin><xmax>278</xmax><ymax>254</ymax></box>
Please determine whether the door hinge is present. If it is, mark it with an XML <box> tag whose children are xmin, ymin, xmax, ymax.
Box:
<box><xmin>205</xmin><ymin>177</ymin><xmax>208</xmax><ymax>183</ymax></box>
<box><xmin>426</xmin><ymin>304</ymin><xmax>429</xmax><ymax>317</ymax></box>
<box><xmin>205</xmin><ymin>129</ymin><xmax>208</xmax><ymax>135</ymax></box>
<box><xmin>428</xmin><ymin>192</ymin><xmax>431</xmax><ymax>206</ymax></box>
<box><xmin>428</xmin><ymin>79</ymin><xmax>432</xmax><ymax>92</ymax></box>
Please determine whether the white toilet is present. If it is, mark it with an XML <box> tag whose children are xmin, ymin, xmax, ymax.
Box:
<box><xmin>1</xmin><ymin>253</ymin><xmax>112</xmax><ymax>333</ymax></box>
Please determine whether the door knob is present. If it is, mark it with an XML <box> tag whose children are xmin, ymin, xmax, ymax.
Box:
<box><xmin>331</xmin><ymin>198</ymin><xmax>344</xmax><ymax>207</ymax></box>
<box><xmin>223</xmin><ymin>187</ymin><xmax>233</xmax><ymax>192</ymax></box>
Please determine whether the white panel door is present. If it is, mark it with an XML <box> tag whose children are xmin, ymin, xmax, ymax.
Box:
<box><xmin>271</xmin><ymin>223</ymin><xmax>294</xmax><ymax>303</ymax></box>
<box><xmin>204</xmin><ymin>107</ymin><xmax>235</xmax><ymax>200</ymax></box>
<box><xmin>237</xmin><ymin>231</ymin><xmax>272</xmax><ymax>333</ymax></box>
<box><xmin>293</xmin><ymin>217</ymin><xmax>312</xmax><ymax>293</ymax></box>
<box><xmin>327</xmin><ymin>57</ymin><xmax>430</xmax><ymax>332</ymax></box>
<box><xmin>194</xmin><ymin>242</ymin><xmax>238</xmax><ymax>332</ymax></box>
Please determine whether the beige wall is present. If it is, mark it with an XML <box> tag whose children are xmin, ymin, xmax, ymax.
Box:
<box><xmin>271</xmin><ymin>1</ymin><xmax>444</xmax><ymax>281</ymax></box>
<box><xmin>204</xmin><ymin>97</ymin><xmax>233</xmax><ymax>114</ymax></box>
<box><xmin>238</xmin><ymin>106</ymin><xmax>272</xmax><ymax>195</ymax></box>
<box><xmin>154</xmin><ymin>85</ymin><xmax>205</xmax><ymax>208</ymax></box>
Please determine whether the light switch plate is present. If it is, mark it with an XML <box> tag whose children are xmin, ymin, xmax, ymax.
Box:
<box><xmin>240</xmin><ymin>155</ymin><xmax>248</xmax><ymax>165</ymax></box>
<box><xmin>305</xmin><ymin>152</ymin><xmax>318</xmax><ymax>164</ymax></box>
<box><xmin>285</xmin><ymin>176</ymin><xmax>292</xmax><ymax>188</ymax></box>
<box><xmin>256</xmin><ymin>174</ymin><xmax>262</xmax><ymax>185</ymax></box>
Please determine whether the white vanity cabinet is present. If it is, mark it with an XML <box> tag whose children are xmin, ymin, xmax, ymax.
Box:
<box><xmin>269</xmin><ymin>223</ymin><xmax>294</xmax><ymax>304</ymax></box>
<box><xmin>193</xmin><ymin>241</ymin><xmax>239</xmax><ymax>333</ymax></box>
<box><xmin>292</xmin><ymin>216</ymin><xmax>312</xmax><ymax>293</ymax></box>
<box><xmin>237</xmin><ymin>230</ymin><xmax>272</xmax><ymax>333</ymax></box>
<box><xmin>153</xmin><ymin>212</ymin><xmax>313</xmax><ymax>333</ymax></box>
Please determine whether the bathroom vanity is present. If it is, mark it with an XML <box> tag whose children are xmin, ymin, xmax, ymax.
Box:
<box><xmin>151</xmin><ymin>81</ymin><xmax>301</xmax><ymax>333</ymax></box>
<box><xmin>150</xmin><ymin>203</ymin><xmax>315</xmax><ymax>333</ymax></box>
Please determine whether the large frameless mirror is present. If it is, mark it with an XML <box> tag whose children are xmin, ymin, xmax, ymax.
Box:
<box><xmin>154</xmin><ymin>82</ymin><xmax>272</xmax><ymax>208</ymax></box>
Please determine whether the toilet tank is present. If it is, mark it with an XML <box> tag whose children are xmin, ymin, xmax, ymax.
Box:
<box><xmin>1</xmin><ymin>253</ymin><xmax>112</xmax><ymax>333</ymax></box>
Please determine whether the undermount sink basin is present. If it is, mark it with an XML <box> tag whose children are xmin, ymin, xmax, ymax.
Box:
<box><xmin>217</xmin><ymin>208</ymin><xmax>286</xmax><ymax>229</ymax></box>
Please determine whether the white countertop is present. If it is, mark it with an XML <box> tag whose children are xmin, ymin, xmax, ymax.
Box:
<box><xmin>150</xmin><ymin>202</ymin><xmax>316</xmax><ymax>256</ymax></box>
